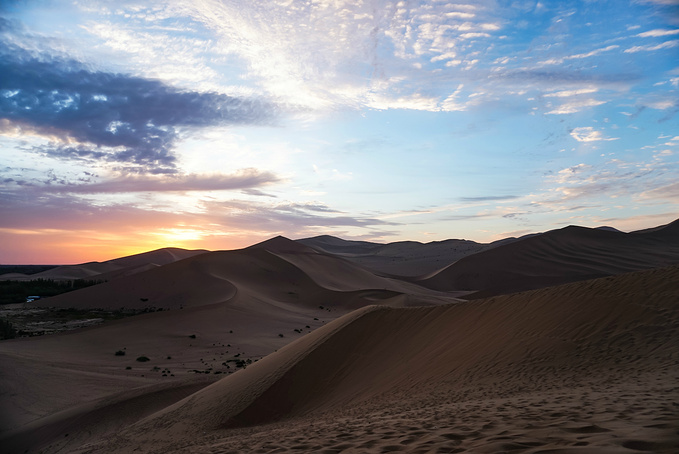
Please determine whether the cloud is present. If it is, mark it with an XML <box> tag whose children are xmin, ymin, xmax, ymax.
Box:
<box><xmin>637</xmin><ymin>28</ymin><xmax>679</xmax><ymax>37</ymax></box>
<box><xmin>543</xmin><ymin>88</ymin><xmax>598</xmax><ymax>98</ymax></box>
<box><xmin>0</xmin><ymin>45</ymin><xmax>278</xmax><ymax>173</ymax></box>
<box><xmin>35</xmin><ymin>169</ymin><xmax>280</xmax><ymax>193</ymax></box>
<box><xmin>624</xmin><ymin>39</ymin><xmax>679</xmax><ymax>53</ymax></box>
<box><xmin>459</xmin><ymin>195</ymin><xmax>519</xmax><ymax>202</ymax></box>
<box><xmin>569</xmin><ymin>127</ymin><xmax>618</xmax><ymax>142</ymax></box>
<box><xmin>547</xmin><ymin>98</ymin><xmax>606</xmax><ymax>115</ymax></box>
<box><xmin>197</xmin><ymin>199</ymin><xmax>398</xmax><ymax>232</ymax></box>
<box><xmin>495</xmin><ymin>69</ymin><xmax>640</xmax><ymax>86</ymax></box>
<box><xmin>637</xmin><ymin>0</ymin><xmax>679</xmax><ymax>4</ymax></box>
<box><xmin>641</xmin><ymin>181</ymin><xmax>679</xmax><ymax>201</ymax></box>
<box><xmin>538</xmin><ymin>45</ymin><xmax>620</xmax><ymax>66</ymax></box>
<box><xmin>241</xmin><ymin>188</ymin><xmax>278</xmax><ymax>198</ymax></box>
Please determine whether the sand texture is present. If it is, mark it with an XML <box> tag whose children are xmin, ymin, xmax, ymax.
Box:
<box><xmin>1</xmin><ymin>224</ymin><xmax>678</xmax><ymax>454</ymax></box>
<box><xmin>2</xmin><ymin>263</ymin><xmax>677</xmax><ymax>453</ymax></box>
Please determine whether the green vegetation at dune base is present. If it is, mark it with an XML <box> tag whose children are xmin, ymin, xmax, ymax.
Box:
<box><xmin>0</xmin><ymin>278</ymin><xmax>104</xmax><ymax>305</ymax></box>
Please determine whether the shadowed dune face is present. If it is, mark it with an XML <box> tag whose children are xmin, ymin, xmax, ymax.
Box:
<box><xmin>419</xmin><ymin>221</ymin><xmax>679</xmax><ymax>296</ymax></box>
<box><xmin>73</xmin><ymin>265</ymin><xmax>679</xmax><ymax>453</ymax></box>
<box><xmin>298</xmin><ymin>235</ymin><xmax>488</xmax><ymax>277</ymax></box>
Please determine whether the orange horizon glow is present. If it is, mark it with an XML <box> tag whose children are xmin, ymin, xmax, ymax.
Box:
<box><xmin>2</xmin><ymin>212</ymin><xmax>677</xmax><ymax>265</ymax></box>
<box><xmin>0</xmin><ymin>228</ymin><xmax>261</xmax><ymax>265</ymax></box>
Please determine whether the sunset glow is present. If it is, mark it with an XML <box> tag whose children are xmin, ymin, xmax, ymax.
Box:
<box><xmin>1</xmin><ymin>1</ymin><xmax>678</xmax><ymax>264</ymax></box>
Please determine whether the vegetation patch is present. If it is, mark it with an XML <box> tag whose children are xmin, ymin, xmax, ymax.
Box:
<box><xmin>0</xmin><ymin>278</ymin><xmax>104</xmax><ymax>305</ymax></box>
<box><xmin>0</xmin><ymin>307</ymin><xmax>161</xmax><ymax>339</ymax></box>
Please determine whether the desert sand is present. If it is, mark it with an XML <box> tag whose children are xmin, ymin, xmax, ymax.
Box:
<box><xmin>419</xmin><ymin>220</ymin><xmax>679</xmax><ymax>297</ymax></box>
<box><xmin>0</xmin><ymin>247</ymin><xmax>208</xmax><ymax>282</ymax></box>
<box><xmin>1</xmin><ymin>223</ymin><xmax>678</xmax><ymax>453</ymax></box>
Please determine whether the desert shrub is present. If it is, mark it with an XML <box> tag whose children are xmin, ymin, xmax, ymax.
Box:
<box><xmin>114</xmin><ymin>350</ymin><xmax>125</xmax><ymax>356</ymax></box>
<box><xmin>136</xmin><ymin>356</ymin><xmax>150</xmax><ymax>362</ymax></box>
<box><xmin>189</xmin><ymin>334</ymin><xmax>196</xmax><ymax>339</ymax></box>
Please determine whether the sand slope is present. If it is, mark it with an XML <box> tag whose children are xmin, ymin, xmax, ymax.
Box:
<box><xmin>0</xmin><ymin>237</ymin><xmax>458</xmax><ymax>451</ymax></box>
<box><xmin>36</xmin><ymin>236</ymin><xmax>457</xmax><ymax>311</ymax></box>
<box><xmin>420</xmin><ymin>219</ymin><xmax>679</xmax><ymax>296</ymax></box>
<box><xmin>55</xmin><ymin>264</ymin><xmax>679</xmax><ymax>454</ymax></box>
<box><xmin>0</xmin><ymin>247</ymin><xmax>208</xmax><ymax>281</ymax></box>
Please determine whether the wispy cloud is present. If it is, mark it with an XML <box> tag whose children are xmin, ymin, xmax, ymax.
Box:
<box><xmin>569</xmin><ymin>127</ymin><xmax>618</xmax><ymax>142</ymax></box>
<box><xmin>36</xmin><ymin>169</ymin><xmax>280</xmax><ymax>193</ymax></box>
<box><xmin>547</xmin><ymin>98</ymin><xmax>607</xmax><ymax>115</ymax></box>
<box><xmin>624</xmin><ymin>39</ymin><xmax>679</xmax><ymax>53</ymax></box>
<box><xmin>459</xmin><ymin>195</ymin><xmax>520</xmax><ymax>202</ymax></box>
<box><xmin>538</xmin><ymin>45</ymin><xmax>620</xmax><ymax>66</ymax></box>
<box><xmin>640</xmin><ymin>181</ymin><xmax>679</xmax><ymax>201</ymax></box>
<box><xmin>637</xmin><ymin>29</ymin><xmax>679</xmax><ymax>37</ymax></box>
<box><xmin>543</xmin><ymin>88</ymin><xmax>598</xmax><ymax>98</ymax></box>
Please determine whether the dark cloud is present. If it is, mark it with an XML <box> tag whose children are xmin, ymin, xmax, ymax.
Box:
<box><xmin>241</xmin><ymin>188</ymin><xmax>278</xmax><ymax>198</ymax></box>
<box><xmin>0</xmin><ymin>39</ymin><xmax>278</xmax><ymax>173</ymax></box>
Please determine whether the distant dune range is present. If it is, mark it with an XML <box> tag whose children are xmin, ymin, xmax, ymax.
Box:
<box><xmin>0</xmin><ymin>247</ymin><xmax>208</xmax><ymax>282</ymax></box>
<box><xmin>0</xmin><ymin>220</ymin><xmax>678</xmax><ymax>453</ymax></box>
<box><xmin>419</xmin><ymin>219</ymin><xmax>679</xmax><ymax>297</ymax></box>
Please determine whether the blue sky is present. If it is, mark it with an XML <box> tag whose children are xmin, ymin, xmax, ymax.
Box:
<box><xmin>1</xmin><ymin>0</ymin><xmax>678</xmax><ymax>263</ymax></box>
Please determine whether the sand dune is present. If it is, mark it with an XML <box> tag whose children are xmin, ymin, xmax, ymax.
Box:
<box><xmin>299</xmin><ymin>235</ymin><xmax>488</xmax><ymax>277</ymax></box>
<box><xmin>7</xmin><ymin>264</ymin><xmax>673</xmax><ymax>453</ymax></box>
<box><xmin>1</xmin><ymin>225</ymin><xmax>678</xmax><ymax>453</ymax></box>
<box><xmin>420</xmin><ymin>219</ymin><xmax>679</xmax><ymax>297</ymax></box>
<box><xmin>0</xmin><ymin>236</ymin><xmax>458</xmax><ymax>451</ymax></box>
<box><xmin>0</xmin><ymin>247</ymin><xmax>208</xmax><ymax>282</ymax></box>
<box><xmin>38</xmin><ymin>236</ymin><xmax>456</xmax><ymax>311</ymax></box>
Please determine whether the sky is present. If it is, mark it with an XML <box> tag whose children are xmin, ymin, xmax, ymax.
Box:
<box><xmin>1</xmin><ymin>0</ymin><xmax>678</xmax><ymax>264</ymax></box>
